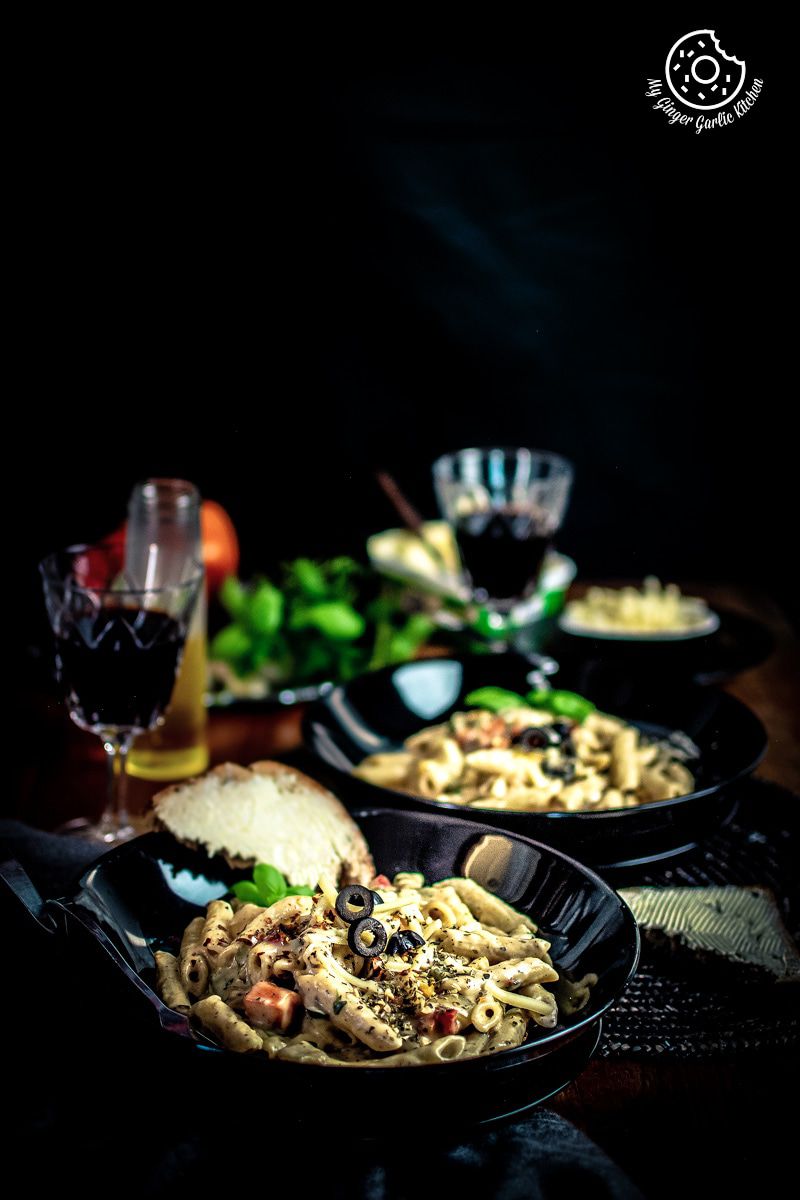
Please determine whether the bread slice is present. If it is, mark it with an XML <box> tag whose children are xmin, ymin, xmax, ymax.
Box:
<box><xmin>151</xmin><ymin>761</ymin><xmax>374</xmax><ymax>887</ymax></box>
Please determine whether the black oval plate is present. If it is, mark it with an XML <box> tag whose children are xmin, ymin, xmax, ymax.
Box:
<box><xmin>303</xmin><ymin>655</ymin><xmax>768</xmax><ymax>872</ymax></box>
<box><xmin>49</xmin><ymin>811</ymin><xmax>638</xmax><ymax>1127</ymax></box>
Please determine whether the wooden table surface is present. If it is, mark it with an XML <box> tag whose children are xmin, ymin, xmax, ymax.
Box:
<box><xmin>10</xmin><ymin>583</ymin><xmax>799</xmax><ymax>1197</ymax></box>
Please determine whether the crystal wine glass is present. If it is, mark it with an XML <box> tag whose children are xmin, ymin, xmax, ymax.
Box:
<box><xmin>433</xmin><ymin>447</ymin><xmax>574</xmax><ymax>634</ymax></box>
<box><xmin>39</xmin><ymin>541</ymin><xmax>202</xmax><ymax>843</ymax></box>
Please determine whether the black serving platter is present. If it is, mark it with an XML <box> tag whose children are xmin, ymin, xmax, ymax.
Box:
<box><xmin>5</xmin><ymin>811</ymin><xmax>638</xmax><ymax>1128</ymax></box>
<box><xmin>303</xmin><ymin>655</ymin><xmax>768</xmax><ymax>872</ymax></box>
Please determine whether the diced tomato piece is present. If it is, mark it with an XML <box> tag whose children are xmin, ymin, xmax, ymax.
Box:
<box><xmin>370</xmin><ymin>875</ymin><xmax>392</xmax><ymax>890</ymax></box>
<box><xmin>243</xmin><ymin>981</ymin><xmax>301</xmax><ymax>1031</ymax></box>
<box><xmin>435</xmin><ymin>1009</ymin><xmax>461</xmax><ymax>1036</ymax></box>
<box><xmin>420</xmin><ymin>1007</ymin><xmax>462</xmax><ymax>1036</ymax></box>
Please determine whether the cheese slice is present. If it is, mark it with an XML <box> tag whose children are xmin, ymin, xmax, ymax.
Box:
<box><xmin>620</xmin><ymin>886</ymin><xmax>800</xmax><ymax>982</ymax></box>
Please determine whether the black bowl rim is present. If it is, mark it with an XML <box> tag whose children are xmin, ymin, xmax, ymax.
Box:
<box><xmin>304</xmin><ymin>656</ymin><xmax>767</xmax><ymax>823</ymax></box>
<box><xmin>70</xmin><ymin>808</ymin><xmax>640</xmax><ymax>1072</ymax></box>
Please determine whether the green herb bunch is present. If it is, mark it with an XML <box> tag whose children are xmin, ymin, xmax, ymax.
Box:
<box><xmin>464</xmin><ymin>686</ymin><xmax>596</xmax><ymax>723</ymax></box>
<box><xmin>232</xmin><ymin>864</ymin><xmax>315</xmax><ymax>907</ymax></box>
<box><xmin>210</xmin><ymin>557</ymin><xmax>436</xmax><ymax>685</ymax></box>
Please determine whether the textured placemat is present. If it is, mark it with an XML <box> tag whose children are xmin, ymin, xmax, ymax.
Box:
<box><xmin>600</xmin><ymin>778</ymin><xmax>800</xmax><ymax>1058</ymax></box>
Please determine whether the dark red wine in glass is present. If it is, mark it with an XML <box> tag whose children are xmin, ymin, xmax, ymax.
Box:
<box><xmin>454</xmin><ymin>506</ymin><xmax>552</xmax><ymax>606</ymax></box>
<box><xmin>54</xmin><ymin>606</ymin><xmax>185</xmax><ymax>733</ymax></box>
<box><xmin>40</xmin><ymin>542</ymin><xmax>201</xmax><ymax>844</ymax></box>
<box><xmin>433</xmin><ymin>448</ymin><xmax>574</xmax><ymax>619</ymax></box>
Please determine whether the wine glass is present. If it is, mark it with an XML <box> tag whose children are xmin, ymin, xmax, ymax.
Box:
<box><xmin>433</xmin><ymin>447</ymin><xmax>574</xmax><ymax>637</ymax></box>
<box><xmin>39</xmin><ymin>541</ymin><xmax>202</xmax><ymax>844</ymax></box>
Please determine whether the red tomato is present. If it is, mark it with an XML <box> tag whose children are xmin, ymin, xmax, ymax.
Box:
<box><xmin>370</xmin><ymin>875</ymin><xmax>392</xmax><ymax>890</ymax></box>
<box><xmin>435</xmin><ymin>1009</ymin><xmax>461</xmax><ymax>1036</ymax></box>
<box><xmin>75</xmin><ymin>526</ymin><xmax>126</xmax><ymax>589</ymax></box>
<box><xmin>200</xmin><ymin>500</ymin><xmax>240</xmax><ymax>595</ymax></box>
<box><xmin>419</xmin><ymin>1008</ymin><xmax>462</xmax><ymax>1037</ymax></box>
<box><xmin>243</xmin><ymin>981</ymin><xmax>301</xmax><ymax>1031</ymax></box>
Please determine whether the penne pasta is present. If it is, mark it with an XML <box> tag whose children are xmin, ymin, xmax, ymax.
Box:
<box><xmin>201</xmin><ymin>899</ymin><xmax>234</xmax><ymax>962</ymax></box>
<box><xmin>154</xmin><ymin>951</ymin><xmax>191</xmax><ymax>1014</ymax></box>
<box><xmin>158</xmin><ymin>871</ymin><xmax>592</xmax><ymax>1066</ymax></box>
<box><xmin>354</xmin><ymin>703</ymin><xmax>698</xmax><ymax>813</ymax></box>
<box><xmin>192</xmin><ymin>995</ymin><xmax>263</xmax><ymax>1053</ymax></box>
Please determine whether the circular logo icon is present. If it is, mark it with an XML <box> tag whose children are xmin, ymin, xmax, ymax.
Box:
<box><xmin>665</xmin><ymin>30</ymin><xmax>746</xmax><ymax>110</ymax></box>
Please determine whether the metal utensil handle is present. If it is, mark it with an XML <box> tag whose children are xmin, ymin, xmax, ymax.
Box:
<box><xmin>0</xmin><ymin>860</ymin><xmax>57</xmax><ymax>935</ymax></box>
<box><xmin>48</xmin><ymin>899</ymin><xmax>193</xmax><ymax>1039</ymax></box>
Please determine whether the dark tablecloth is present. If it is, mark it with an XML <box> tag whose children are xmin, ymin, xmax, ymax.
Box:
<box><xmin>1</xmin><ymin>819</ymin><xmax>642</xmax><ymax>1199</ymax></box>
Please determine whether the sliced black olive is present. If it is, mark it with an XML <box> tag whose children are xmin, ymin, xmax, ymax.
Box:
<box><xmin>387</xmin><ymin>933</ymin><xmax>406</xmax><ymax>956</ymax></box>
<box><xmin>370</xmin><ymin>891</ymin><xmax>384</xmax><ymax>906</ymax></box>
<box><xmin>348</xmin><ymin>916</ymin><xmax>387</xmax><ymax>958</ymax></box>
<box><xmin>387</xmin><ymin>930</ymin><xmax>425</xmax><ymax>956</ymax></box>
<box><xmin>541</xmin><ymin>759</ymin><xmax>576</xmax><ymax>782</ymax></box>
<box><xmin>335</xmin><ymin>884</ymin><xmax>374</xmax><ymax>924</ymax></box>
<box><xmin>511</xmin><ymin>726</ymin><xmax>550</xmax><ymax>750</ymax></box>
<box><xmin>551</xmin><ymin>721</ymin><xmax>573</xmax><ymax>739</ymax></box>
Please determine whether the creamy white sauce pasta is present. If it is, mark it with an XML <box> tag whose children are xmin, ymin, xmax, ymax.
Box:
<box><xmin>564</xmin><ymin>577</ymin><xmax>711</xmax><ymax>634</ymax></box>
<box><xmin>158</xmin><ymin>874</ymin><xmax>589</xmax><ymax>1065</ymax></box>
<box><xmin>353</xmin><ymin>708</ymin><xmax>698</xmax><ymax>813</ymax></box>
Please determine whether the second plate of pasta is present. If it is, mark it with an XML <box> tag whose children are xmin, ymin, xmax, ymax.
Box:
<box><xmin>304</xmin><ymin>655</ymin><xmax>767</xmax><ymax>869</ymax></box>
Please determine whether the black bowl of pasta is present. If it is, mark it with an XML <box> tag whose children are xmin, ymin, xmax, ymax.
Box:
<box><xmin>37</xmin><ymin>810</ymin><xmax>638</xmax><ymax>1127</ymax></box>
<box><xmin>303</xmin><ymin>654</ymin><xmax>767</xmax><ymax>871</ymax></box>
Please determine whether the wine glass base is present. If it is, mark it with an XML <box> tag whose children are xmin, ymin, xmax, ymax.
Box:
<box><xmin>55</xmin><ymin>816</ymin><xmax>138</xmax><ymax>845</ymax></box>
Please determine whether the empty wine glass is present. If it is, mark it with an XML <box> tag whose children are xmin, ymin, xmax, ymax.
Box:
<box><xmin>39</xmin><ymin>542</ymin><xmax>202</xmax><ymax>843</ymax></box>
<box><xmin>433</xmin><ymin>447</ymin><xmax>573</xmax><ymax>633</ymax></box>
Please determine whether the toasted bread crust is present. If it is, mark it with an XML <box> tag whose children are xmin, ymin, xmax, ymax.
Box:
<box><xmin>150</xmin><ymin>760</ymin><xmax>374</xmax><ymax>883</ymax></box>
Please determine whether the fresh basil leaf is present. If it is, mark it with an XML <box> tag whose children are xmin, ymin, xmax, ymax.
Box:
<box><xmin>526</xmin><ymin>688</ymin><xmax>596</xmax><ymax>723</ymax></box>
<box><xmin>327</xmin><ymin>556</ymin><xmax>361</xmax><ymax>577</ymax></box>
<box><xmin>548</xmin><ymin>690</ymin><xmax>596</xmax><ymax>722</ymax></box>
<box><xmin>253</xmin><ymin>863</ymin><xmax>287</xmax><ymax>900</ymax></box>
<box><xmin>247</xmin><ymin>582</ymin><xmax>284</xmax><ymax>636</ymax></box>
<box><xmin>209</xmin><ymin>623</ymin><xmax>253</xmax><ymax>664</ymax></box>
<box><xmin>292</xmin><ymin>558</ymin><xmax>329</xmax><ymax>600</ymax></box>
<box><xmin>464</xmin><ymin>687</ymin><xmax>529</xmax><ymax>712</ymax></box>
<box><xmin>232</xmin><ymin>881</ymin><xmax>264</xmax><ymax>904</ymax></box>
<box><xmin>219</xmin><ymin>576</ymin><xmax>248</xmax><ymax>620</ymax></box>
<box><xmin>295</xmin><ymin>601</ymin><xmax>366</xmax><ymax>641</ymax></box>
<box><xmin>286</xmin><ymin>885</ymin><xmax>315</xmax><ymax>896</ymax></box>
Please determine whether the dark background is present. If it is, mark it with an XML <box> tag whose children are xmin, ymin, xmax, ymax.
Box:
<box><xmin>11</xmin><ymin>20</ymin><xmax>791</xmax><ymax>637</ymax></box>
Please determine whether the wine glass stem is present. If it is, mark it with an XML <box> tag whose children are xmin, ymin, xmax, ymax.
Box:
<box><xmin>101</xmin><ymin>733</ymin><xmax>133</xmax><ymax>837</ymax></box>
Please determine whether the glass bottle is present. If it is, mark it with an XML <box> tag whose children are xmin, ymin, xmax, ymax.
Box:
<box><xmin>125</xmin><ymin>479</ymin><xmax>210</xmax><ymax>781</ymax></box>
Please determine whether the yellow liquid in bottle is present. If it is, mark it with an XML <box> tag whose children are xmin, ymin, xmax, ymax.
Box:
<box><xmin>127</xmin><ymin>624</ymin><xmax>209</xmax><ymax>781</ymax></box>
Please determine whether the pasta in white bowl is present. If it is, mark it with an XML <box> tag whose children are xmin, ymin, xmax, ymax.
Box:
<box><xmin>560</xmin><ymin>578</ymin><xmax>719</xmax><ymax>640</ymax></box>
